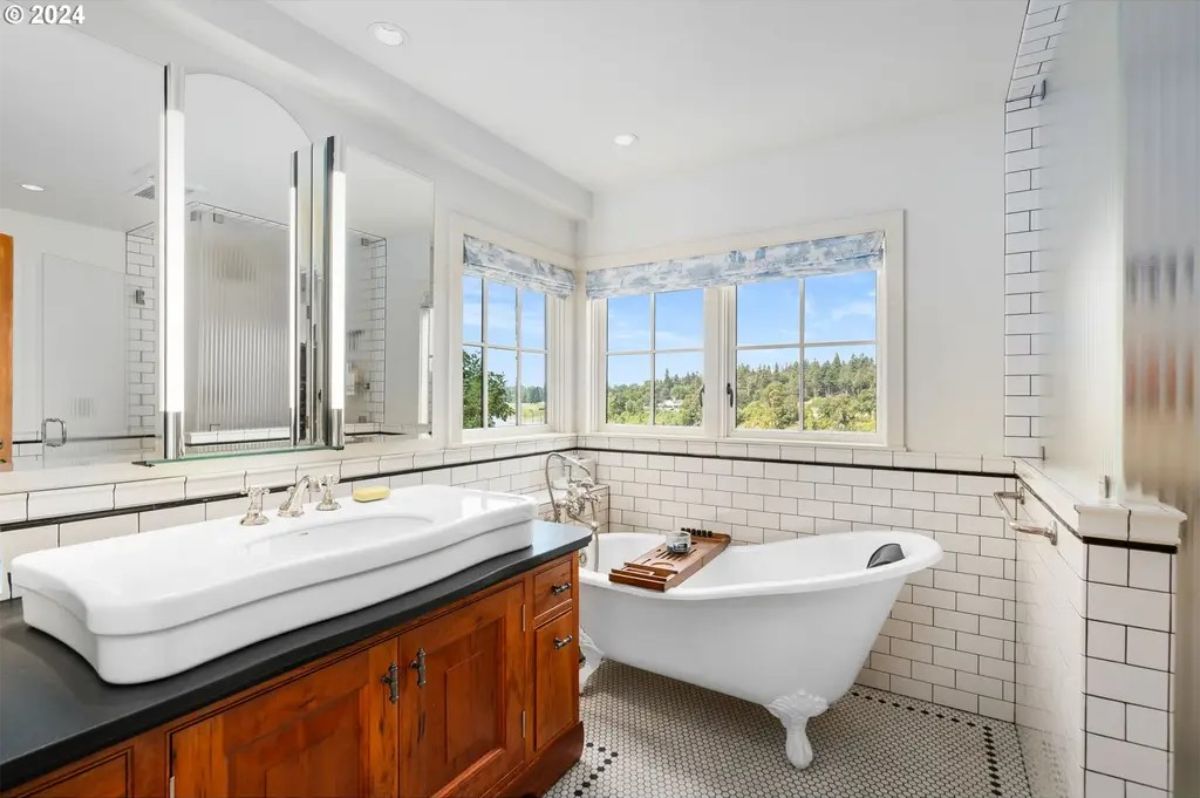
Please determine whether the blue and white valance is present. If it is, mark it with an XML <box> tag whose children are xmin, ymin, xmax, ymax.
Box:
<box><xmin>464</xmin><ymin>235</ymin><xmax>576</xmax><ymax>298</ymax></box>
<box><xmin>585</xmin><ymin>231</ymin><xmax>884</xmax><ymax>299</ymax></box>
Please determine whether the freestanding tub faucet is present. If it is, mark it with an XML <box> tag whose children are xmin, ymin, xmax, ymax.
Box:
<box><xmin>545</xmin><ymin>452</ymin><xmax>601</xmax><ymax>565</ymax></box>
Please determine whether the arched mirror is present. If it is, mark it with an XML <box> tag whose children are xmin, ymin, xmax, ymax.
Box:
<box><xmin>343</xmin><ymin>148</ymin><xmax>435</xmax><ymax>444</ymax></box>
<box><xmin>176</xmin><ymin>73</ymin><xmax>311</xmax><ymax>456</ymax></box>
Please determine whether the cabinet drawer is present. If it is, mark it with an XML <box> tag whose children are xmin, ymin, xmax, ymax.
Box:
<box><xmin>534</xmin><ymin>610</ymin><xmax>578</xmax><ymax>751</ymax></box>
<box><xmin>532</xmin><ymin>558</ymin><xmax>573</xmax><ymax>624</ymax></box>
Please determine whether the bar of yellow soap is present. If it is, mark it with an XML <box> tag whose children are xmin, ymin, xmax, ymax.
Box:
<box><xmin>353</xmin><ymin>486</ymin><xmax>391</xmax><ymax>502</ymax></box>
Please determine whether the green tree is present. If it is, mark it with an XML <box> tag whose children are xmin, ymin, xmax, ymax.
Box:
<box><xmin>462</xmin><ymin>349</ymin><xmax>514</xmax><ymax>428</ymax></box>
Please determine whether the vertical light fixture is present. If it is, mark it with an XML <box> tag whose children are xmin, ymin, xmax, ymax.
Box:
<box><xmin>418</xmin><ymin>303</ymin><xmax>433</xmax><ymax>429</ymax></box>
<box><xmin>326</xmin><ymin>136</ymin><xmax>346</xmax><ymax>447</ymax></box>
<box><xmin>288</xmin><ymin>153</ymin><xmax>299</xmax><ymax>447</ymax></box>
<box><xmin>159</xmin><ymin>64</ymin><xmax>186</xmax><ymax>459</ymax></box>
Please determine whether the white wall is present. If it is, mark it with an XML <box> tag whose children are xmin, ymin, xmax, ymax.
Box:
<box><xmin>581</xmin><ymin>102</ymin><xmax>1005</xmax><ymax>457</ymax></box>
<box><xmin>386</xmin><ymin>228</ymin><xmax>434</xmax><ymax>431</ymax></box>
<box><xmin>0</xmin><ymin>208</ymin><xmax>127</xmax><ymax>438</ymax></box>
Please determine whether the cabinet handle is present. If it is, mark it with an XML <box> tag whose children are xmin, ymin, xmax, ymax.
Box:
<box><xmin>551</xmin><ymin>582</ymin><xmax>571</xmax><ymax>595</ymax></box>
<box><xmin>410</xmin><ymin>648</ymin><xmax>427</xmax><ymax>688</ymax></box>
<box><xmin>553</xmin><ymin>635</ymin><xmax>574</xmax><ymax>650</ymax></box>
<box><xmin>381</xmin><ymin>662</ymin><xmax>399</xmax><ymax>703</ymax></box>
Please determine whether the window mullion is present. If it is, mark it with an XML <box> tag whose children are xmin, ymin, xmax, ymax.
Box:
<box><xmin>649</xmin><ymin>292</ymin><xmax>657</xmax><ymax>426</ymax></box>
<box><xmin>481</xmin><ymin>281</ymin><xmax>490</xmax><ymax>428</ymax></box>
<box><xmin>798</xmin><ymin>277</ymin><xmax>806</xmax><ymax>431</ymax></box>
<box><xmin>515</xmin><ymin>289</ymin><xmax>522</xmax><ymax>426</ymax></box>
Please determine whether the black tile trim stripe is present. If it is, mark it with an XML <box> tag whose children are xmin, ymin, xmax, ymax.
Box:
<box><xmin>0</xmin><ymin>448</ymin><xmax>578</xmax><ymax>534</ymax></box>
<box><xmin>1019</xmin><ymin>480</ymin><xmax>1178</xmax><ymax>554</ymax></box>
<box><xmin>575</xmin><ymin>446</ymin><xmax>1016</xmax><ymax>479</ymax></box>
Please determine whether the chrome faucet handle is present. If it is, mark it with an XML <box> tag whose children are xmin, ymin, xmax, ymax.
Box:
<box><xmin>240</xmin><ymin>486</ymin><xmax>270</xmax><ymax>526</ymax></box>
<box><xmin>316</xmin><ymin>474</ymin><xmax>340</xmax><ymax>512</ymax></box>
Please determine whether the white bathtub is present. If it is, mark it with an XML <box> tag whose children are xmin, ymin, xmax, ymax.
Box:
<box><xmin>579</xmin><ymin>530</ymin><xmax>942</xmax><ymax>768</ymax></box>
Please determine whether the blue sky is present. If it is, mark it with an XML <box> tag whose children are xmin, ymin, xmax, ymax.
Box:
<box><xmin>463</xmin><ymin>278</ymin><xmax>546</xmax><ymax>348</ymax></box>
<box><xmin>736</xmin><ymin>271</ymin><xmax>876</xmax><ymax>345</ymax></box>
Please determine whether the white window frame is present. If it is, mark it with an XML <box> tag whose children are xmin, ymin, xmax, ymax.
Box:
<box><xmin>592</xmin><ymin>289</ymin><xmax>713</xmax><ymax>435</ymax></box>
<box><xmin>449</xmin><ymin>215</ymin><xmax>574</xmax><ymax>444</ymax></box>
<box><xmin>585</xmin><ymin>210</ymin><xmax>904</xmax><ymax>448</ymax></box>
<box><xmin>461</xmin><ymin>279</ymin><xmax>550</xmax><ymax>431</ymax></box>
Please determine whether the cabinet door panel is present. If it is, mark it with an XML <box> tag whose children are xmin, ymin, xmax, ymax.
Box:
<box><xmin>534</xmin><ymin>609</ymin><xmax>579</xmax><ymax>751</ymax></box>
<box><xmin>171</xmin><ymin>641</ymin><xmax>398</xmax><ymax>798</ymax></box>
<box><xmin>399</xmin><ymin>583</ymin><xmax>525</xmax><ymax>798</ymax></box>
<box><xmin>19</xmin><ymin>754</ymin><xmax>129</xmax><ymax>798</ymax></box>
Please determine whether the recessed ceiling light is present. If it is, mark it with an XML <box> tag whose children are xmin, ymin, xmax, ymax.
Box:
<box><xmin>19</xmin><ymin>183</ymin><xmax>45</xmax><ymax>192</ymax></box>
<box><xmin>369</xmin><ymin>21</ymin><xmax>407</xmax><ymax>47</ymax></box>
<box><xmin>613</xmin><ymin>133</ymin><xmax>639</xmax><ymax>147</ymax></box>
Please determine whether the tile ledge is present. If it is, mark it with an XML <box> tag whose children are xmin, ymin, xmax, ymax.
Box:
<box><xmin>1017</xmin><ymin>458</ymin><xmax>1185</xmax><ymax>546</ymax></box>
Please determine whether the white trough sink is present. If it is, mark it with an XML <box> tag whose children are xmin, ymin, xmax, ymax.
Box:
<box><xmin>11</xmin><ymin>485</ymin><xmax>536</xmax><ymax>684</ymax></box>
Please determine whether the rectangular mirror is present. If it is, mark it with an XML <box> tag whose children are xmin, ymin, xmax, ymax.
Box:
<box><xmin>343</xmin><ymin>147</ymin><xmax>435</xmax><ymax>444</ymax></box>
<box><xmin>0</xmin><ymin>25</ymin><xmax>161</xmax><ymax>470</ymax></box>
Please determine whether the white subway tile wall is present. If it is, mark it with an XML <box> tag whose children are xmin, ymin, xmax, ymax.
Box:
<box><xmin>576</xmin><ymin>443</ymin><xmax>1020</xmax><ymax>720</ymax></box>
<box><xmin>125</xmin><ymin>231</ymin><xmax>158</xmax><ymax>437</ymax></box>
<box><xmin>1014</xmin><ymin>483</ymin><xmax>1086</xmax><ymax>798</ymax></box>
<box><xmin>1004</xmin><ymin>1</ymin><xmax>1068</xmax><ymax>460</ymax></box>
<box><xmin>345</xmin><ymin>237</ymin><xmax>387</xmax><ymax>425</ymax></box>
<box><xmin>1015</xmin><ymin>479</ymin><xmax>1177</xmax><ymax>798</ymax></box>
<box><xmin>1083</xmin><ymin>543</ymin><xmax>1175</xmax><ymax>795</ymax></box>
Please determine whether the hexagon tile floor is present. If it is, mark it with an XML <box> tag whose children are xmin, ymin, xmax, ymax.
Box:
<box><xmin>548</xmin><ymin>661</ymin><xmax>1032</xmax><ymax>798</ymax></box>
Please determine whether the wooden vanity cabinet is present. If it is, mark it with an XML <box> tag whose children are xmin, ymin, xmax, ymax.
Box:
<box><xmin>1</xmin><ymin>553</ymin><xmax>582</xmax><ymax>798</ymax></box>
<box><xmin>397</xmin><ymin>583</ymin><xmax>526</xmax><ymax>798</ymax></box>
<box><xmin>169</xmin><ymin>641</ymin><xmax>399</xmax><ymax>798</ymax></box>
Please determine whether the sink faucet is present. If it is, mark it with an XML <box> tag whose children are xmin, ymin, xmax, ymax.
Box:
<box><xmin>278</xmin><ymin>475</ymin><xmax>315</xmax><ymax>518</ymax></box>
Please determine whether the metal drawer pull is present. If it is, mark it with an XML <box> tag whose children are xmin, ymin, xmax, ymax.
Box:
<box><xmin>993</xmin><ymin>487</ymin><xmax>1058</xmax><ymax>545</ymax></box>
<box><xmin>381</xmin><ymin>662</ymin><xmax>399</xmax><ymax>703</ymax></box>
<box><xmin>551</xmin><ymin>582</ymin><xmax>571</xmax><ymax>595</ymax></box>
<box><xmin>410</xmin><ymin>647</ymin><xmax>427</xmax><ymax>688</ymax></box>
<box><xmin>553</xmin><ymin>635</ymin><xmax>574</xmax><ymax>650</ymax></box>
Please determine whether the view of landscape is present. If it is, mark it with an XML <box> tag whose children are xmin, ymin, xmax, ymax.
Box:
<box><xmin>463</xmin><ymin>272</ymin><xmax>878</xmax><ymax>432</ymax></box>
<box><xmin>462</xmin><ymin>277</ymin><xmax>548</xmax><ymax>428</ymax></box>
<box><xmin>604</xmin><ymin>351</ymin><xmax>876</xmax><ymax>430</ymax></box>
<box><xmin>604</xmin><ymin>273</ymin><xmax>878</xmax><ymax>431</ymax></box>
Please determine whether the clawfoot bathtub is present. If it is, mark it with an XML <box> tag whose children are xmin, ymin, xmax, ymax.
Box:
<box><xmin>578</xmin><ymin>530</ymin><xmax>942</xmax><ymax>768</ymax></box>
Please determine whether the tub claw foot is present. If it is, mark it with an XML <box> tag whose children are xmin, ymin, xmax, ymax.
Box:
<box><xmin>767</xmin><ymin>690</ymin><xmax>829</xmax><ymax>769</ymax></box>
<box><xmin>579</xmin><ymin>629</ymin><xmax>603</xmax><ymax>693</ymax></box>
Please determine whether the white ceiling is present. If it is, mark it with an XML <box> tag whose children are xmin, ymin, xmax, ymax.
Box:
<box><xmin>272</xmin><ymin>0</ymin><xmax>1026</xmax><ymax>190</ymax></box>
<box><xmin>0</xmin><ymin>24</ymin><xmax>160</xmax><ymax>231</ymax></box>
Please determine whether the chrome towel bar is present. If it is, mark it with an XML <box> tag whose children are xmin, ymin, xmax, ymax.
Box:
<box><xmin>993</xmin><ymin>486</ymin><xmax>1058</xmax><ymax>546</ymax></box>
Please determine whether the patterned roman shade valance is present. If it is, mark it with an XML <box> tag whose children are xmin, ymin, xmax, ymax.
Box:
<box><xmin>585</xmin><ymin>231</ymin><xmax>884</xmax><ymax>299</ymax></box>
<box><xmin>463</xmin><ymin>235</ymin><xmax>576</xmax><ymax>298</ymax></box>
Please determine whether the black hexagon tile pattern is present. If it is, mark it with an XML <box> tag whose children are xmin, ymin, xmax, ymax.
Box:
<box><xmin>548</xmin><ymin>661</ymin><xmax>1032</xmax><ymax>798</ymax></box>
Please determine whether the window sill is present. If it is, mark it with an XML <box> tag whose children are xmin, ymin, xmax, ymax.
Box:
<box><xmin>592</xmin><ymin>428</ymin><xmax>896</xmax><ymax>450</ymax></box>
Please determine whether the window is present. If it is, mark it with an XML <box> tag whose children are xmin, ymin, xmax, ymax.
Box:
<box><xmin>734</xmin><ymin>271</ymin><xmax>877</xmax><ymax>433</ymax></box>
<box><xmin>604</xmin><ymin>289</ymin><xmax>704</xmax><ymax>427</ymax></box>
<box><xmin>462</xmin><ymin>277</ymin><xmax>548</xmax><ymax>429</ymax></box>
<box><xmin>589</xmin><ymin>216</ymin><xmax>902</xmax><ymax>445</ymax></box>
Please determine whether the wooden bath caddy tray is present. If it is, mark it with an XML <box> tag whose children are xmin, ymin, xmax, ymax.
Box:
<box><xmin>608</xmin><ymin>529</ymin><xmax>731</xmax><ymax>592</ymax></box>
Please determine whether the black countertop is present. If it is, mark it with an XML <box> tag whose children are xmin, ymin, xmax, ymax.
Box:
<box><xmin>0</xmin><ymin>521</ymin><xmax>590</xmax><ymax>788</ymax></box>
